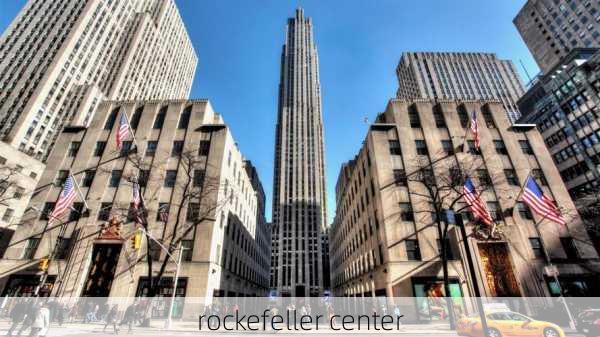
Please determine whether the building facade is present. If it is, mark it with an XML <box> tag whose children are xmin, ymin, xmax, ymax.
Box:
<box><xmin>514</xmin><ymin>0</ymin><xmax>600</xmax><ymax>74</ymax></box>
<box><xmin>271</xmin><ymin>8</ymin><xmax>328</xmax><ymax>297</ymax></box>
<box><xmin>0</xmin><ymin>99</ymin><xmax>269</xmax><ymax>305</ymax></box>
<box><xmin>396</xmin><ymin>52</ymin><xmax>526</xmax><ymax>122</ymax></box>
<box><xmin>330</xmin><ymin>99</ymin><xmax>599</xmax><ymax>317</ymax></box>
<box><xmin>517</xmin><ymin>48</ymin><xmax>600</xmax><ymax>252</ymax></box>
<box><xmin>0</xmin><ymin>0</ymin><xmax>197</xmax><ymax>161</ymax></box>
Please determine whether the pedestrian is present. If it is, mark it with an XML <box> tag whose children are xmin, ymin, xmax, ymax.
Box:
<box><xmin>55</xmin><ymin>303</ymin><xmax>65</xmax><ymax>327</ymax></box>
<box><xmin>6</xmin><ymin>299</ymin><xmax>27</xmax><ymax>337</ymax></box>
<box><xmin>103</xmin><ymin>305</ymin><xmax>120</xmax><ymax>334</ymax></box>
<box><xmin>120</xmin><ymin>303</ymin><xmax>136</xmax><ymax>333</ymax></box>
<box><xmin>28</xmin><ymin>302</ymin><xmax>49</xmax><ymax>337</ymax></box>
<box><xmin>16</xmin><ymin>299</ymin><xmax>36</xmax><ymax>337</ymax></box>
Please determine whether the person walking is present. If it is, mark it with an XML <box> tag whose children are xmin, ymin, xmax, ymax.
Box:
<box><xmin>6</xmin><ymin>299</ymin><xmax>27</xmax><ymax>337</ymax></box>
<box><xmin>16</xmin><ymin>299</ymin><xmax>36</xmax><ymax>337</ymax></box>
<box><xmin>103</xmin><ymin>305</ymin><xmax>120</xmax><ymax>334</ymax></box>
<box><xmin>28</xmin><ymin>303</ymin><xmax>49</xmax><ymax>337</ymax></box>
<box><xmin>120</xmin><ymin>303</ymin><xmax>136</xmax><ymax>333</ymax></box>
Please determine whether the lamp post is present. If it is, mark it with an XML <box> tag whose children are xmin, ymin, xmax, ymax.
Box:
<box><xmin>165</xmin><ymin>242</ymin><xmax>186</xmax><ymax>329</ymax></box>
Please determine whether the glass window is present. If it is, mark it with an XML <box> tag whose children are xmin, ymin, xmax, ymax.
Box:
<box><xmin>146</xmin><ymin>141</ymin><xmax>158</xmax><ymax>156</ymax></box>
<box><xmin>94</xmin><ymin>141</ymin><xmax>106</xmax><ymax>157</ymax></box>
<box><xmin>494</xmin><ymin>140</ymin><xmax>508</xmax><ymax>155</ymax></box>
<box><xmin>504</xmin><ymin>169</ymin><xmax>519</xmax><ymax>185</ymax></box>
<box><xmin>400</xmin><ymin>202</ymin><xmax>414</xmax><ymax>221</ymax></box>
<box><xmin>406</xmin><ymin>239</ymin><xmax>421</xmax><ymax>261</ymax></box>
<box><xmin>409</xmin><ymin>110</ymin><xmax>421</xmax><ymax>128</ymax></box>
<box><xmin>518</xmin><ymin>202</ymin><xmax>533</xmax><ymax>220</ymax></box>
<box><xmin>98</xmin><ymin>203</ymin><xmax>112</xmax><ymax>221</ymax></box>
<box><xmin>560</xmin><ymin>237</ymin><xmax>579</xmax><ymax>259</ymax></box>
<box><xmin>104</xmin><ymin>108</ymin><xmax>119</xmax><ymax>130</ymax></box>
<box><xmin>178</xmin><ymin>106</ymin><xmax>191</xmax><ymax>129</ymax></box>
<box><xmin>55</xmin><ymin>170</ymin><xmax>69</xmax><ymax>186</ymax></box>
<box><xmin>198</xmin><ymin>140</ymin><xmax>211</xmax><ymax>156</ymax></box>
<box><xmin>153</xmin><ymin>106</ymin><xmax>167</xmax><ymax>129</ymax></box>
<box><xmin>23</xmin><ymin>238</ymin><xmax>40</xmax><ymax>259</ymax></box>
<box><xmin>193</xmin><ymin>170</ymin><xmax>205</xmax><ymax>187</ymax></box>
<box><xmin>164</xmin><ymin>170</ymin><xmax>177</xmax><ymax>187</ymax></box>
<box><xmin>82</xmin><ymin>170</ymin><xmax>95</xmax><ymax>187</ymax></box>
<box><xmin>55</xmin><ymin>237</ymin><xmax>72</xmax><ymax>260</ymax></box>
<box><xmin>181</xmin><ymin>240</ymin><xmax>193</xmax><ymax>261</ymax></box>
<box><xmin>442</xmin><ymin>140</ymin><xmax>454</xmax><ymax>155</ymax></box>
<box><xmin>68</xmin><ymin>142</ymin><xmax>80</xmax><ymax>157</ymax></box>
<box><xmin>68</xmin><ymin>202</ymin><xmax>84</xmax><ymax>222</ymax></box>
<box><xmin>437</xmin><ymin>238</ymin><xmax>455</xmax><ymax>260</ymax></box>
<box><xmin>120</xmin><ymin>141</ymin><xmax>132</xmax><ymax>156</ymax></box>
<box><xmin>40</xmin><ymin>202</ymin><xmax>55</xmax><ymax>220</ymax></box>
<box><xmin>171</xmin><ymin>141</ymin><xmax>184</xmax><ymax>157</ymax></box>
<box><xmin>389</xmin><ymin>140</ymin><xmax>402</xmax><ymax>155</ymax></box>
<box><xmin>109</xmin><ymin>170</ymin><xmax>122</xmax><ymax>187</ymax></box>
<box><xmin>519</xmin><ymin>140</ymin><xmax>534</xmax><ymax>155</ymax></box>
<box><xmin>130</xmin><ymin>106</ymin><xmax>143</xmax><ymax>129</ymax></box>
<box><xmin>529</xmin><ymin>238</ymin><xmax>544</xmax><ymax>258</ymax></box>
<box><xmin>433</xmin><ymin>110</ymin><xmax>446</xmax><ymax>128</ymax></box>
<box><xmin>415</xmin><ymin>140</ymin><xmax>428</xmax><ymax>155</ymax></box>
<box><xmin>393</xmin><ymin>169</ymin><xmax>407</xmax><ymax>186</ymax></box>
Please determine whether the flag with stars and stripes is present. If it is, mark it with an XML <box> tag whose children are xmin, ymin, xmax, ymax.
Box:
<box><xmin>521</xmin><ymin>175</ymin><xmax>566</xmax><ymax>225</ymax></box>
<box><xmin>50</xmin><ymin>176</ymin><xmax>77</xmax><ymax>222</ymax></box>
<box><xmin>470</xmin><ymin>111</ymin><xmax>480</xmax><ymax>149</ymax></box>
<box><xmin>116</xmin><ymin>113</ymin><xmax>130</xmax><ymax>149</ymax></box>
<box><xmin>463</xmin><ymin>177</ymin><xmax>493</xmax><ymax>226</ymax></box>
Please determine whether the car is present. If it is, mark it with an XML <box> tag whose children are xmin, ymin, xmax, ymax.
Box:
<box><xmin>457</xmin><ymin>311</ymin><xmax>565</xmax><ymax>337</ymax></box>
<box><xmin>576</xmin><ymin>309</ymin><xmax>600</xmax><ymax>337</ymax></box>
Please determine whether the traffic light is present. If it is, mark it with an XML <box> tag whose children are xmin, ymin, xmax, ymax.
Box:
<box><xmin>130</xmin><ymin>232</ymin><xmax>142</xmax><ymax>251</ymax></box>
<box><xmin>39</xmin><ymin>256</ymin><xmax>49</xmax><ymax>271</ymax></box>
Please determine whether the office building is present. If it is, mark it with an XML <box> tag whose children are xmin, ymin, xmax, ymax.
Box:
<box><xmin>0</xmin><ymin>0</ymin><xmax>197</xmax><ymax>161</ymax></box>
<box><xmin>270</xmin><ymin>8</ymin><xmax>328</xmax><ymax>297</ymax></box>
<box><xmin>0</xmin><ymin>99</ymin><xmax>270</xmax><ymax>304</ymax></box>
<box><xmin>330</xmin><ymin>99</ymin><xmax>600</xmax><ymax>319</ymax></box>
<box><xmin>514</xmin><ymin>0</ymin><xmax>599</xmax><ymax>74</ymax></box>
<box><xmin>396</xmin><ymin>52</ymin><xmax>526</xmax><ymax>122</ymax></box>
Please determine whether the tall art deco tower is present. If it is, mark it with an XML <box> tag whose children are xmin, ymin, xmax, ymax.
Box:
<box><xmin>271</xmin><ymin>8</ymin><xmax>328</xmax><ymax>297</ymax></box>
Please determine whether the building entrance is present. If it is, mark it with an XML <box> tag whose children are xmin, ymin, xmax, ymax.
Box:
<box><xmin>81</xmin><ymin>244</ymin><xmax>121</xmax><ymax>297</ymax></box>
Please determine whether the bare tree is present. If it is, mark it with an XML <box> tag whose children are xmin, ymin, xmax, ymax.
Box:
<box><xmin>402</xmin><ymin>150</ymin><xmax>505</xmax><ymax>327</ymax></box>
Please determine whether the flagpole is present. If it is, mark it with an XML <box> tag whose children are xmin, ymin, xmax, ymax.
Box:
<box><xmin>70</xmin><ymin>174</ymin><xmax>89</xmax><ymax>211</ymax></box>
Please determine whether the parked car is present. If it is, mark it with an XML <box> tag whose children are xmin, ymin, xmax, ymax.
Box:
<box><xmin>457</xmin><ymin>311</ymin><xmax>565</xmax><ymax>337</ymax></box>
<box><xmin>577</xmin><ymin>309</ymin><xmax>600</xmax><ymax>337</ymax></box>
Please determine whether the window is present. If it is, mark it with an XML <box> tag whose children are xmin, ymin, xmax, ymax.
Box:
<box><xmin>0</xmin><ymin>156</ymin><xmax>5</xmax><ymax>165</ymax></box>
<box><xmin>399</xmin><ymin>202</ymin><xmax>414</xmax><ymax>221</ymax></box>
<box><xmin>55</xmin><ymin>170</ymin><xmax>69</xmax><ymax>186</ymax></box>
<box><xmin>98</xmin><ymin>203</ymin><xmax>112</xmax><ymax>221</ymax></box>
<box><xmin>68</xmin><ymin>202</ymin><xmax>84</xmax><ymax>222</ymax></box>
<box><xmin>415</xmin><ymin>140</ymin><xmax>428</xmax><ymax>155</ymax></box>
<box><xmin>157</xmin><ymin>203</ymin><xmax>169</xmax><ymax>221</ymax></box>
<box><xmin>517</xmin><ymin>202</ymin><xmax>533</xmax><ymax>220</ymax></box>
<box><xmin>442</xmin><ymin>140</ymin><xmax>454</xmax><ymax>155</ymax></box>
<box><xmin>477</xmin><ymin>169</ymin><xmax>491</xmax><ymax>186</ymax></box>
<box><xmin>433</xmin><ymin>110</ymin><xmax>446</xmax><ymax>128</ymax></box>
<box><xmin>199</xmin><ymin>140</ymin><xmax>211</xmax><ymax>156</ymax></box>
<box><xmin>68</xmin><ymin>142</ymin><xmax>80</xmax><ymax>157</ymax></box>
<box><xmin>193</xmin><ymin>169</ymin><xmax>205</xmax><ymax>187</ymax></box>
<box><xmin>13</xmin><ymin>187</ymin><xmax>25</xmax><ymax>199</ymax></box>
<box><xmin>171</xmin><ymin>141</ymin><xmax>184</xmax><ymax>157</ymax></box>
<box><xmin>23</xmin><ymin>238</ymin><xmax>40</xmax><ymax>259</ymax></box>
<box><xmin>138</xmin><ymin>170</ymin><xmax>150</xmax><ymax>188</ymax></box>
<box><xmin>406</xmin><ymin>239</ymin><xmax>421</xmax><ymax>261</ymax></box>
<box><xmin>81</xmin><ymin>170</ymin><xmax>95</xmax><ymax>188</ymax></box>
<box><xmin>146</xmin><ymin>141</ymin><xmax>158</xmax><ymax>156</ymax></box>
<box><xmin>529</xmin><ymin>238</ymin><xmax>544</xmax><ymax>259</ymax></box>
<box><xmin>130</xmin><ymin>106</ymin><xmax>143</xmax><ymax>129</ymax></box>
<box><xmin>482</xmin><ymin>111</ymin><xmax>496</xmax><ymax>128</ymax></box>
<box><xmin>164</xmin><ymin>170</ymin><xmax>177</xmax><ymax>187</ymax></box>
<box><xmin>153</xmin><ymin>106</ymin><xmax>167</xmax><ymax>129</ymax></box>
<box><xmin>187</xmin><ymin>203</ymin><xmax>199</xmax><ymax>221</ymax></box>
<box><xmin>40</xmin><ymin>202</ymin><xmax>55</xmax><ymax>220</ymax></box>
<box><xmin>458</xmin><ymin>109</ymin><xmax>469</xmax><ymax>128</ymax></box>
<box><xmin>104</xmin><ymin>108</ymin><xmax>119</xmax><ymax>130</ymax></box>
<box><xmin>437</xmin><ymin>238</ymin><xmax>455</xmax><ymax>260</ymax></box>
<box><xmin>55</xmin><ymin>237</ymin><xmax>72</xmax><ymax>260</ymax></box>
<box><xmin>109</xmin><ymin>170</ymin><xmax>122</xmax><ymax>187</ymax></box>
<box><xmin>532</xmin><ymin>169</ymin><xmax>548</xmax><ymax>186</ymax></box>
<box><xmin>519</xmin><ymin>140</ymin><xmax>534</xmax><ymax>155</ymax></box>
<box><xmin>560</xmin><ymin>237</ymin><xmax>579</xmax><ymax>259</ymax></box>
<box><xmin>409</xmin><ymin>110</ymin><xmax>421</xmax><ymax>128</ymax></box>
<box><xmin>178</xmin><ymin>106</ymin><xmax>191</xmax><ymax>129</ymax></box>
<box><xmin>181</xmin><ymin>240</ymin><xmax>193</xmax><ymax>261</ymax></box>
<box><xmin>120</xmin><ymin>141</ymin><xmax>132</xmax><ymax>156</ymax></box>
<box><xmin>149</xmin><ymin>241</ymin><xmax>161</xmax><ymax>261</ymax></box>
<box><xmin>494</xmin><ymin>140</ymin><xmax>508</xmax><ymax>155</ymax></box>
<box><xmin>393</xmin><ymin>169</ymin><xmax>407</xmax><ymax>186</ymax></box>
<box><xmin>94</xmin><ymin>141</ymin><xmax>106</xmax><ymax>157</ymax></box>
<box><xmin>504</xmin><ymin>169</ymin><xmax>519</xmax><ymax>185</ymax></box>
<box><xmin>389</xmin><ymin>140</ymin><xmax>402</xmax><ymax>155</ymax></box>
<box><xmin>2</xmin><ymin>208</ymin><xmax>14</xmax><ymax>222</ymax></box>
<box><xmin>487</xmin><ymin>202</ymin><xmax>502</xmax><ymax>221</ymax></box>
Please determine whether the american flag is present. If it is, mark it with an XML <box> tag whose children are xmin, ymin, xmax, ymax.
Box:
<box><xmin>158</xmin><ymin>204</ymin><xmax>169</xmax><ymax>223</ymax></box>
<box><xmin>50</xmin><ymin>176</ymin><xmax>77</xmax><ymax>222</ymax></box>
<box><xmin>463</xmin><ymin>177</ymin><xmax>493</xmax><ymax>226</ymax></box>
<box><xmin>521</xmin><ymin>176</ymin><xmax>566</xmax><ymax>225</ymax></box>
<box><xmin>132</xmin><ymin>182</ymin><xmax>144</xmax><ymax>225</ymax></box>
<box><xmin>470</xmin><ymin>111</ymin><xmax>480</xmax><ymax>149</ymax></box>
<box><xmin>116</xmin><ymin>112</ymin><xmax>130</xmax><ymax>149</ymax></box>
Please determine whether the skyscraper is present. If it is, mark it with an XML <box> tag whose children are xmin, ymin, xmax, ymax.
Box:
<box><xmin>514</xmin><ymin>0</ymin><xmax>600</xmax><ymax>74</ymax></box>
<box><xmin>271</xmin><ymin>8</ymin><xmax>328</xmax><ymax>297</ymax></box>
<box><xmin>396</xmin><ymin>52</ymin><xmax>525</xmax><ymax>122</ymax></box>
<box><xmin>0</xmin><ymin>0</ymin><xmax>197</xmax><ymax>161</ymax></box>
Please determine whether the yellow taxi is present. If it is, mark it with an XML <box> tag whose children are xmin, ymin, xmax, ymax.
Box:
<box><xmin>457</xmin><ymin>311</ymin><xmax>565</xmax><ymax>337</ymax></box>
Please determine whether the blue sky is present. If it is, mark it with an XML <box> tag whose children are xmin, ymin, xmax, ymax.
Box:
<box><xmin>0</xmin><ymin>1</ymin><xmax>537</xmax><ymax>224</ymax></box>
